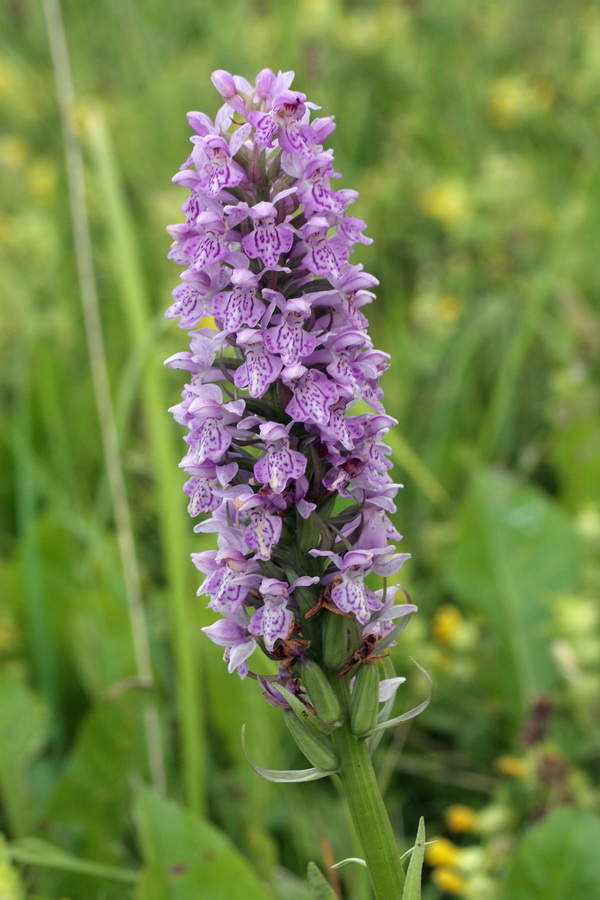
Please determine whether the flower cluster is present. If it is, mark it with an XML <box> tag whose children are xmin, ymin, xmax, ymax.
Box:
<box><xmin>166</xmin><ymin>68</ymin><xmax>414</xmax><ymax>699</ymax></box>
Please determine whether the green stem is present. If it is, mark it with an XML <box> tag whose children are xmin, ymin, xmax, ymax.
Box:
<box><xmin>330</xmin><ymin>680</ymin><xmax>405</xmax><ymax>900</ymax></box>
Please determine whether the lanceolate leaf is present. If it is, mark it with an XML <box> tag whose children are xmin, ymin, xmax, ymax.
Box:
<box><xmin>306</xmin><ymin>862</ymin><xmax>338</xmax><ymax>900</ymax></box>
<box><xmin>402</xmin><ymin>818</ymin><xmax>426</xmax><ymax>900</ymax></box>
<box><xmin>242</xmin><ymin>726</ymin><xmax>336</xmax><ymax>783</ymax></box>
<box><xmin>278</xmin><ymin>685</ymin><xmax>339</xmax><ymax>736</ymax></box>
<box><xmin>366</xmin><ymin>659</ymin><xmax>432</xmax><ymax>737</ymax></box>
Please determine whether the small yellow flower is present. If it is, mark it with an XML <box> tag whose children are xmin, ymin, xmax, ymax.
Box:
<box><xmin>25</xmin><ymin>160</ymin><xmax>57</xmax><ymax>205</ymax></box>
<box><xmin>420</xmin><ymin>180</ymin><xmax>472</xmax><ymax>229</ymax></box>
<box><xmin>495</xmin><ymin>755</ymin><xmax>529</xmax><ymax>778</ymax></box>
<box><xmin>0</xmin><ymin>135</ymin><xmax>28</xmax><ymax>169</ymax></box>
<box><xmin>198</xmin><ymin>315</ymin><xmax>217</xmax><ymax>330</ymax></box>
<box><xmin>425</xmin><ymin>837</ymin><xmax>461</xmax><ymax>868</ymax></box>
<box><xmin>437</xmin><ymin>295</ymin><xmax>462</xmax><ymax>324</ymax></box>
<box><xmin>445</xmin><ymin>804</ymin><xmax>478</xmax><ymax>834</ymax></box>
<box><xmin>432</xmin><ymin>604</ymin><xmax>462</xmax><ymax>645</ymax></box>
<box><xmin>432</xmin><ymin>865</ymin><xmax>466</xmax><ymax>894</ymax></box>
<box><xmin>488</xmin><ymin>77</ymin><xmax>551</xmax><ymax>129</ymax></box>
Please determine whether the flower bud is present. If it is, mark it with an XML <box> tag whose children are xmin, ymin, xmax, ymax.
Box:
<box><xmin>211</xmin><ymin>69</ymin><xmax>236</xmax><ymax>99</ymax></box>
<box><xmin>284</xmin><ymin>710</ymin><xmax>339</xmax><ymax>771</ymax></box>
<box><xmin>350</xmin><ymin>662</ymin><xmax>380</xmax><ymax>736</ymax></box>
<box><xmin>322</xmin><ymin>612</ymin><xmax>350</xmax><ymax>671</ymax></box>
<box><xmin>300</xmin><ymin>660</ymin><xmax>342</xmax><ymax>725</ymax></box>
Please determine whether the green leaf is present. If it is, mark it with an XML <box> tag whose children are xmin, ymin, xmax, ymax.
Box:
<box><xmin>445</xmin><ymin>469</ymin><xmax>584</xmax><ymax>720</ymax></box>
<box><xmin>0</xmin><ymin>671</ymin><xmax>49</xmax><ymax>836</ymax></box>
<box><xmin>306</xmin><ymin>861</ymin><xmax>337</xmax><ymax>900</ymax></box>
<box><xmin>5</xmin><ymin>838</ymin><xmax>137</xmax><ymax>884</ymax></box>
<box><xmin>133</xmin><ymin>785</ymin><xmax>271</xmax><ymax>900</ymax></box>
<box><xmin>366</xmin><ymin>659</ymin><xmax>432</xmax><ymax>738</ymax></box>
<box><xmin>242</xmin><ymin>727</ymin><xmax>335</xmax><ymax>783</ymax></box>
<box><xmin>67</xmin><ymin>586</ymin><xmax>138</xmax><ymax>699</ymax></box>
<box><xmin>499</xmin><ymin>807</ymin><xmax>600</xmax><ymax>900</ymax></box>
<box><xmin>45</xmin><ymin>692</ymin><xmax>148</xmax><ymax>859</ymax></box>
<box><xmin>402</xmin><ymin>818</ymin><xmax>426</xmax><ymax>900</ymax></box>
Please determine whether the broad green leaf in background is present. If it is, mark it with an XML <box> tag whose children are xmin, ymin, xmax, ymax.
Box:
<box><xmin>499</xmin><ymin>807</ymin><xmax>600</xmax><ymax>900</ymax></box>
<box><xmin>445</xmin><ymin>468</ymin><xmax>585</xmax><ymax>721</ymax></box>
<box><xmin>44</xmin><ymin>692</ymin><xmax>148</xmax><ymax>863</ymax></box>
<box><xmin>133</xmin><ymin>784</ymin><xmax>271</xmax><ymax>900</ymax></box>
<box><xmin>0</xmin><ymin>671</ymin><xmax>49</xmax><ymax>837</ymax></box>
<box><xmin>68</xmin><ymin>585</ymin><xmax>138</xmax><ymax>699</ymax></box>
<box><xmin>307</xmin><ymin>861</ymin><xmax>337</xmax><ymax>900</ymax></box>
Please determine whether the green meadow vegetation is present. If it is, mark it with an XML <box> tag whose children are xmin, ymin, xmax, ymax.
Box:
<box><xmin>1</xmin><ymin>0</ymin><xmax>599</xmax><ymax>897</ymax></box>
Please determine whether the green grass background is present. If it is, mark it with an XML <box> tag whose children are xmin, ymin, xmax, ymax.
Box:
<box><xmin>1</xmin><ymin>1</ymin><xmax>599</xmax><ymax>898</ymax></box>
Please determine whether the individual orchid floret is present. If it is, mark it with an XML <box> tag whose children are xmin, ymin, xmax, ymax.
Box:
<box><xmin>178</xmin><ymin>386</ymin><xmax>245</xmax><ymax>465</ymax></box>
<box><xmin>211</xmin><ymin>269</ymin><xmax>265</xmax><ymax>333</ymax></box>
<box><xmin>240</xmin><ymin>201</ymin><xmax>296</xmax><ymax>268</ymax></box>
<box><xmin>299</xmin><ymin>217</ymin><xmax>347</xmax><ymax>281</ymax></box>
<box><xmin>282</xmin><ymin>364</ymin><xmax>339</xmax><ymax>426</ymax></box>
<box><xmin>184</xmin><ymin>211</ymin><xmax>230</xmax><ymax>271</ymax></box>
<box><xmin>248</xmin><ymin>578</ymin><xmax>295</xmax><ymax>651</ymax></box>
<box><xmin>253</xmin><ymin>422</ymin><xmax>307</xmax><ymax>493</ymax></box>
<box><xmin>248</xmin><ymin>89</ymin><xmax>316</xmax><ymax>157</ymax></box>
<box><xmin>236</xmin><ymin>492</ymin><xmax>283</xmax><ymax>560</ymax></box>
<box><xmin>193</xmin><ymin>547</ymin><xmax>261</xmax><ymax>615</ymax></box>
<box><xmin>366</xmin><ymin>585</ymin><xmax>417</xmax><ymax>643</ymax></box>
<box><xmin>191</xmin><ymin>134</ymin><xmax>247</xmax><ymax>197</ymax></box>
<box><xmin>233</xmin><ymin>329</ymin><xmax>283</xmax><ymax>398</ymax></box>
<box><xmin>310</xmin><ymin>549</ymin><xmax>384</xmax><ymax>625</ymax></box>
<box><xmin>248</xmin><ymin>575</ymin><xmax>321</xmax><ymax>652</ymax></box>
<box><xmin>202</xmin><ymin>608</ymin><xmax>257</xmax><ymax>678</ymax></box>
<box><xmin>183</xmin><ymin>461</ymin><xmax>238</xmax><ymax>516</ymax></box>
<box><xmin>166</xmin><ymin>265</ymin><xmax>229</xmax><ymax>328</ymax></box>
<box><xmin>263</xmin><ymin>297</ymin><xmax>319</xmax><ymax>367</ymax></box>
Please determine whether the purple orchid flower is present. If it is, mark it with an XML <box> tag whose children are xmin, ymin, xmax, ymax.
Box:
<box><xmin>202</xmin><ymin>608</ymin><xmax>257</xmax><ymax>678</ymax></box>
<box><xmin>166</xmin><ymin>70</ymin><xmax>417</xmax><ymax>697</ymax></box>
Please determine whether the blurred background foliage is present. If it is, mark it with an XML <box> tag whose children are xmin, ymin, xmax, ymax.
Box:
<box><xmin>0</xmin><ymin>0</ymin><xmax>599</xmax><ymax>898</ymax></box>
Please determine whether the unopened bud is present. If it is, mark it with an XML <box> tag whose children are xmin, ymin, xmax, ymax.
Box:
<box><xmin>211</xmin><ymin>69</ymin><xmax>236</xmax><ymax>99</ymax></box>
<box><xmin>284</xmin><ymin>710</ymin><xmax>339</xmax><ymax>771</ymax></box>
<box><xmin>322</xmin><ymin>612</ymin><xmax>350</xmax><ymax>671</ymax></box>
<box><xmin>350</xmin><ymin>662</ymin><xmax>379</xmax><ymax>736</ymax></box>
<box><xmin>300</xmin><ymin>660</ymin><xmax>342</xmax><ymax>725</ymax></box>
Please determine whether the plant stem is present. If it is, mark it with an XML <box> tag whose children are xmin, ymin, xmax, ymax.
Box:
<box><xmin>330</xmin><ymin>680</ymin><xmax>405</xmax><ymax>900</ymax></box>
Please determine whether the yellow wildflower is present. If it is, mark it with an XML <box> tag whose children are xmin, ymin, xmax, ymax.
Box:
<box><xmin>432</xmin><ymin>604</ymin><xmax>462</xmax><ymax>645</ymax></box>
<box><xmin>437</xmin><ymin>295</ymin><xmax>462</xmax><ymax>324</ymax></box>
<box><xmin>425</xmin><ymin>837</ymin><xmax>460</xmax><ymax>868</ymax></box>
<box><xmin>432</xmin><ymin>865</ymin><xmax>466</xmax><ymax>894</ymax></box>
<box><xmin>495</xmin><ymin>755</ymin><xmax>529</xmax><ymax>778</ymax></box>
<box><xmin>420</xmin><ymin>180</ymin><xmax>472</xmax><ymax>229</ymax></box>
<box><xmin>445</xmin><ymin>804</ymin><xmax>478</xmax><ymax>834</ymax></box>
<box><xmin>488</xmin><ymin>77</ymin><xmax>551</xmax><ymax>129</ymax></box>
<box><xmin>25</xmin><ymin>160</ymin><xmax>57</xmax><ymax>205</ymax></box>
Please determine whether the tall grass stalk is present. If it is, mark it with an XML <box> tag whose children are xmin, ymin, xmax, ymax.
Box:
<box><xmin>42</xmin><ymin>0</ymin><xmax>165</xmax><ymax>794</ymax></box>
<box><xmin>85</xmin><ymin>110</ymin><xmax>205</xmax><ymax>814</ymax></box>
